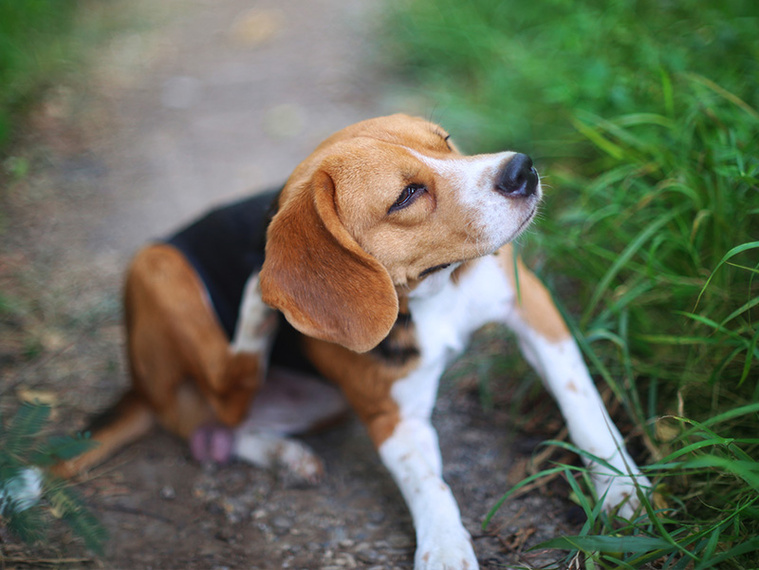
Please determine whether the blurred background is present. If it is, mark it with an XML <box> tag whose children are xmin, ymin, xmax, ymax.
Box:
<box><xmin>1</xmin><ymin>0</ymin><xmax>758</xmax><ymax>567</ymax></box>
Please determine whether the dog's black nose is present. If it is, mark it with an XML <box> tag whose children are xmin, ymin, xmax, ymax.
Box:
<box><xmin>495</xmin><ymin>153</ymin><xmax>539</xmax><ymax>198</ymax></box>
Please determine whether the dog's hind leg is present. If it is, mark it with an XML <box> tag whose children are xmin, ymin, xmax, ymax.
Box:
<box><xmin>126</xmin><ymin>245</ymin><xmax>268</xmax><ymax>430</ymax></box>
<box><xmin>227</xmin><ymin>366</ymin><xmax>349</xmax><ymax>482</ymax></box>
<box><xmin>51</xmin><ymin>390</ymin><xmax>155</xmax><ymax>478</ymax></box>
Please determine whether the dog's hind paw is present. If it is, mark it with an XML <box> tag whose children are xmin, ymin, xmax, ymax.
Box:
<box><xmin>275</xmin><ymin>438</ymin><xmax>324</xmax><ymax>485</ymax></box>
<box><xmin>233</xmin><ymin>431</ymin><xmax>324</xmax><ymax>485</ymax></box>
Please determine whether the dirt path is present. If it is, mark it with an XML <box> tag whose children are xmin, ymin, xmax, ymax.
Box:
<box><xmin>1</xmin><ymin>0</ymin><xmax>581</xmax><ymax>567</ymax></box>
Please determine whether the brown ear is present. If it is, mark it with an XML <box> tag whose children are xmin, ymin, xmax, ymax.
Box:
<box><xmin>259</xmin><ymin>171</ymin><xmax>398</xmax><ymax>353</ymax></box>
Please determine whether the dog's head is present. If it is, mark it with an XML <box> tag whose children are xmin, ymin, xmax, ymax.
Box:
<box><xmin>260</xmin><ymin>114</ymin><xmax>541</xmax><ymax>352</ymax></box>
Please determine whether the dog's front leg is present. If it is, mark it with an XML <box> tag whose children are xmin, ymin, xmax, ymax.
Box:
<box><xmin>379</xmin><ymin>418</ymin><xmax>478</xmax><ymax>570</ymax></box>
<box><xmin>520</xmin><ymin>331</ymin><xmax>650</xmax><ymax>517</ymax></box>
<box><xmin>503</xmin><ymin>261</ymin><xmax>651</xmax><ymax>518</ymax></box>
<box><xmin>373</xmin><ymin>362</ymin><xmax>479</xmax><ymax>570</ymax></box>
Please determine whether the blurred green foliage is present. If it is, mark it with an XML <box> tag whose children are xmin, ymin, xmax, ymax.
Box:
<box><xmin>0</xmin><ymin>403</ymin><xmax>106</xmax><ymax>552</ymax></box>
<box><xmin>384</xmin><ymin>0</ymin><xmax>759</xmax><ymax>447</ymax></box>
<box><xmin>385</xmin><ymin>0</ymin><xmax>758</xmax><ymax>155</ymax></box>
<box><xmin>0</xmin><ymin>0</ymin><xmax>80</xmax><ymax>148</ymax></box>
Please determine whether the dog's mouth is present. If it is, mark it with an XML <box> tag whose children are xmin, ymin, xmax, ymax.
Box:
<box><xmin>515</xmin><ymin>202</ymin><xmax>539</xmax><ymax>235</ymax></box>
<box><xmin>418</xmin><ymin>263</ymin><xmax>452</xmax><ymax>278</ymax></box>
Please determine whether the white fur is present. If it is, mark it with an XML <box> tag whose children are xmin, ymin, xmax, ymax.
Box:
<box><xmin>232</xmin><ymin>274</ymin><xmax>275</xmax><ymax>354</ymax></box>
<box><xmin>233</xmin><ymin>431</ymin><xmax>323</xmax><ymax>482</ymax></box>
<box><xmin>502</xmin><ymin>319</ymin><xmax>651</xmax><ymax>518</ymax></box>
<box><xmin>233</xmin><ymin>150</ymin><xmax>646</xmax><ymax>568</ymax></box>
<box><xmin>410</xmin><ymin>262</ymin><xmax>462</xmax><ymax>298</ymax></box>
<box><xmin>380</xmin><ymin>255</ymin><xmax>649</xmax><ymax>569</ymax></box>
<box><xmin>236</xmin><ymin>367</ymin><xmax>348</xmax><ymax>435</ymax></box>
<box><xmin>379</xmin><ymin>420</ymin><xmax>477</xmax><ymax>570</ymax></box>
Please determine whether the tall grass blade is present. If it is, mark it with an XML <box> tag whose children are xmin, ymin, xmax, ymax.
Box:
<box><xmin>537</xmin><ymin>534</ymin><xmax>672</xmax><ymax>553</ymax></box>
<box><xmin>682</xmin><ymin>72</ymin><xmax>759</xmax><ymax>120</ymax></box>
<box><xmin>583</xmin><ymin>207</ymin><xmax>684</xmax><ymax>325</ymax></box>
<box><xmin>694</xmin><ymin>241</ymin><xmax>759</xmax><ymax>311</ymax></box>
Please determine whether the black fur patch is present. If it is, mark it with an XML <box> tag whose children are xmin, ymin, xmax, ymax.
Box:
<box><xmin>166</xmin><ymin>187</ymin><xmax>283</xmax><ymax>339</ymax></box>
<box><xmin>371</xmin><ymin>312</ymin><xmax>420</xmax><ymax>366</ymax></box>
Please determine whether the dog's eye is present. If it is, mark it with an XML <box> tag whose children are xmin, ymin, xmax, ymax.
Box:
<box><xmin>389</xmin><ymin>183</ymin><xmax>426</xmax><ymax>213</ymax></box>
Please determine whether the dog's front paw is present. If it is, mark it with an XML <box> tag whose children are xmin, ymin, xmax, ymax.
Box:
<box><xmin>593</xmin><ymin>471</ymin><xmax>652</xmax><ymax>519</ymax></box>
<box><xmin>190</xmin><ymin>423</ymin><xmax>235</xmax><ymax>464</ymax></box>
<box><xmin>415</xmin><ymin>525</ymin><xmax>478</xmax><ymax>570</ymax></box>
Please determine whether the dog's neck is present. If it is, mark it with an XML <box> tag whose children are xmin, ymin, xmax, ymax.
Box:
<box><xmin>397</xmin><ymin>261</ymin><xmax>466</xmax><ymax>303</ymax></box>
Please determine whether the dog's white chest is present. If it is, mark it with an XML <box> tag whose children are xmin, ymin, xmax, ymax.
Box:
<box><xmin>410</xmin><ymin>255</ymin><xmax>514</xmax><ymax>363</ymax></box>
<box><xmin>392</xmin><ymin>256</ymin><xmax>515</xmax><ymax>420</ymax></box>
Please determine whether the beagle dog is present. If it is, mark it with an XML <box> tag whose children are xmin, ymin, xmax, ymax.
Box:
<box><xmin>56</xmin><ymin>114</ymin><xmax>650</xmax><ymax>569</ymax></box>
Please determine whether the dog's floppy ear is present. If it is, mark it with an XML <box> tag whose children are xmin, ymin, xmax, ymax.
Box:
<box><xmin>259</xmin><ymin>170</ymin><xmax>398</xmax><ymax>353</ymax></box>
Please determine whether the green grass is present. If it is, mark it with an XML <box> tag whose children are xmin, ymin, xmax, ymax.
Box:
<box><xmin>0</xmin><ymin>0</ymin><xmax>83</xmax><ymax>148</ymax></box>
<box><xmin>0</xmin><ymin>0</ymin><xmax>143</xmax><ymax>153</ymax></box>
<box><xmin>0</xmin><ymin>403</ymin><xmax>106</xmax><ymax>552</ymax></box>
<box><xmin>384</xmin><ymin>0</ymin><xmax>759</xmax><ymax>567</ymax></box>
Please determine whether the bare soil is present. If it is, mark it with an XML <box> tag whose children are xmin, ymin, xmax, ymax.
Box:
<box><xmin>1</xmin><ymin>0</ymin><xmax>586</xmax><ymax>567</ymax></box>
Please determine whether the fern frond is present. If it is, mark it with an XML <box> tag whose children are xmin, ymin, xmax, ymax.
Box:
<box><xmin>30</xmin><ymin>433</ymin><xmax>97</xmax><ymax>466</ymax></box>
<box><xmin>4</xmin><ymin>403</ymin><xmax>51</xmax><ymax>460</ymax></box>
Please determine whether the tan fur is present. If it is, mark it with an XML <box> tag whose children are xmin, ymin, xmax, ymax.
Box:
<box><xmin>53</xmin><ymin>391</ymin><xmax>154</xmax><ymax>478</ymax></box>
<box><xmin>125</xmin><ymin>245</ymin><xmax>264</xmax><ymax>427</ymax></box>
<box><xmin>303</xmin><ymin>335</ymin><xmax>415</xmax><ymax>446</ymax></box>
<box><xmin>260</xmin><ymin>115</ymin><xmax>504</xmax><ymax>346</ymax></box>
<box><xmin>52</xmin><ymin>115</ymin><xmax>651</xmax><ymax>569</ymax></box>
<box><xmin>496</xmin><ymin>244</ymin><xmax>570</xmax><ymax>342</ymax></box>
<box><xmin>259</xmin><ymin>170</ymin><xmax>398</xmax><ymax>353</ymax></box>
<box><xmin>57</xmin><ymin>244</ymin><xmax>266</xmax><ymax>476</ymax></box>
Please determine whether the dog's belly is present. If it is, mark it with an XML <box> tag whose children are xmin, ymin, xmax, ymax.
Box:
<box><xmin>236</xmin><ymin>365</ymin><xmax>349</xmax><ymax>435</ymax></box>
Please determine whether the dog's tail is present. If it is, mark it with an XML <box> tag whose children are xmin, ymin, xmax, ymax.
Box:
<box><xmin>52</xmin><ymin>390</ymin><xmax>155</xmax><ymax>479</ymax></box>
